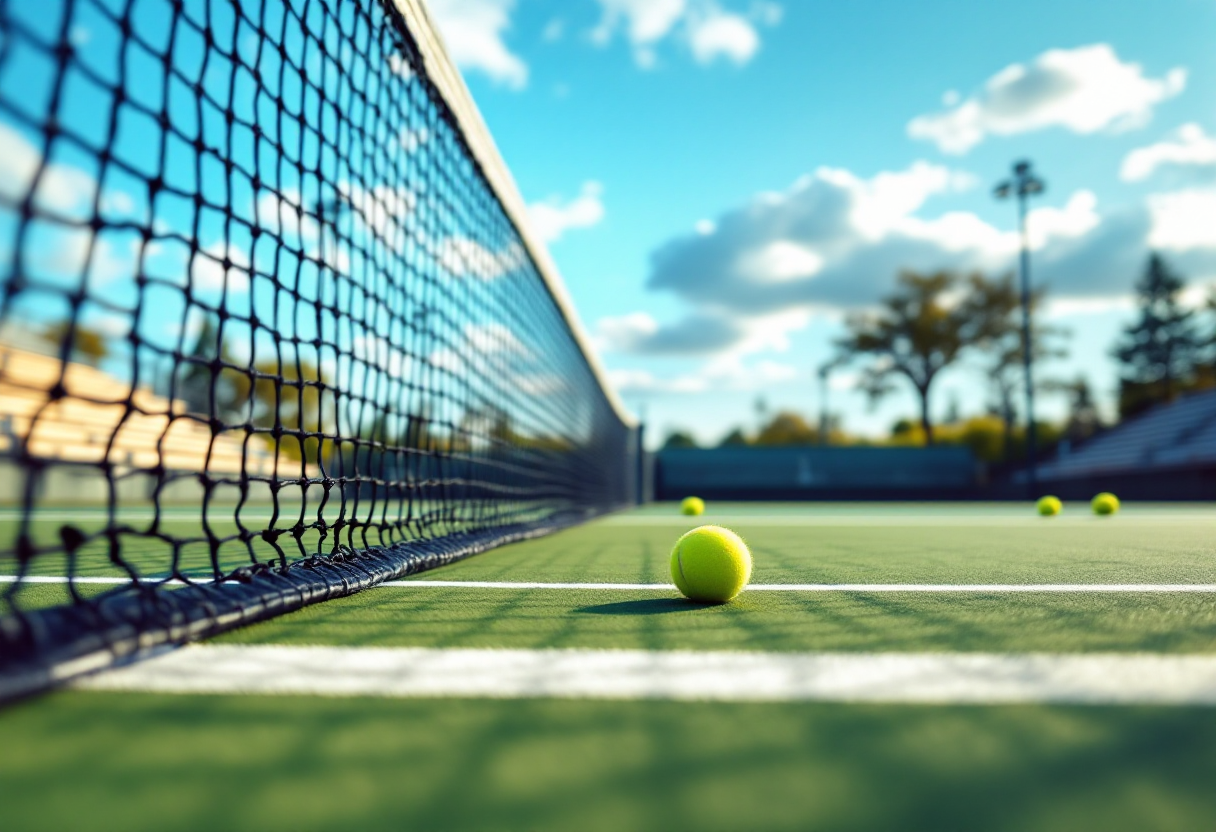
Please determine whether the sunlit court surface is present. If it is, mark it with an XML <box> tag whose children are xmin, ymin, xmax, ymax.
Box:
<box><xmin>5</xmin><ymin>503</ymin><xmax>1216</xmax><ymax>830</ymax></box>
<box><xmin>4</xmin><ymin>0</ymin><xmax>1216</xmax><ymax>829</ymax></box>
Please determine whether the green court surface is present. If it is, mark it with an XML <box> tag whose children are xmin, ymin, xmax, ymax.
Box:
<box><xmin>3</xmin><ymin>502</ymin><xmax>1216</xmax><ymax>831</ymax></box>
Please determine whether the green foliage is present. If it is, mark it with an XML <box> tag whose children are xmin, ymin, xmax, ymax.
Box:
<box><xmin>754</xmin><ymin>411</ymin><xmax>819</xmax><ymax>446</ymax></box>
<box><xmin>177</xmin><ymin>316</ymin><xmax>332</xmax><ymax>463</ymax></box>
<box><xmin>964</xmin><ymin>272</ymin><xmax>1067</xmax><ymax>453</ymax></box>
<box><xmin>1115</xmin><ymin>254</ymin><xmax>1201</xmax><ymax>417</ymax></box>
<box><xmin>1057</xmin><ymin>376</ymin><xmax>1104</xmax><ymax>444</ymax></box>
<box><xmin>41</xmin><ymin>320</ymin><xmax>110</xmax><ymax>366</ymax></box>
<box><xmin>717</xmin><ymin>428</ymin><xmax>751</xmax><ymax>447</ymax></box>
<box><xmin>661</xmin><ymin>430</ymin><xmax>698</xmax><ymax>449</ymax></box>
<box><xmin>839</xmin><ymin>271</ymin><xmax>989</xmax><ymax>444</ymax></box>
<box><xmin>887</xmin><ymin>414</ymin><xmax>1061</xmax><ymax>463</ymax></box>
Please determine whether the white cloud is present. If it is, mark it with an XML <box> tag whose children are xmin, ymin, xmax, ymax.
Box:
<box><xmin>908</xmin><ymin>44</ymin><xmax>1186</xmax><ymax>154</ymax></box>
<box><xmin>596</xmin><ymin>308</ymin><xmax>808</xmax><ymax>357</ymax></box>
<box><xmin>400</xmin><ymin>127</ymin><xmax>430</xmax><ymax>153</ymax></box>
<box><xmin>527</xmin><ymin>181</ymin><xmax>605</xmax><ymax>243</ymax></box>
<box><xmin>352</xmin><ymin>333</ymin><xmax>413</xmax><ymax>380</ymax></box>
<box><xmin>190</xmin><ymin>240</ymin><xmax>252</xmax><ymax>294</ymax></box>
<box><xmin>427</xmin><ymin>0</ymin><xmax>528</xmax><ymax>89</ymax></box>
<box><xmin>648</xmin><ymin>162</ymin><xmax>1129</xmax><ymax>315</ymax></box>
<box><xmin>607</xmin><ymin>355</ymin><xmax>797</xmax><ymax>395</ymax></box>
<box><xmin>0</xmin><ymin>123</ymin><xmax>141</xmax><ymax>285</ymax></box>
<box><xmin>592</xmin><ymin>0</ymin><xmax>685</xmax><ymax>50</ymax></box>
<box><xmin>1147</xmin><ymin>188</ymin><xmax>1216</xmax><ymax>251</ymax></box>
<box><xmin>1043</xmin><ymin>296</ymin><xmax>1136</xmax><ymax>318</ymax></box>
<box><xmin>428</xmin><ymin>322</ymin><xmax>532</xmax><ymax>377</ymax></box>
<box><xmin>596</xmin><ymin>312</ymin><xmax>659</xmax><ymax>352</ymax></box>
<box><xmin>1121</xmin><ymin>124</ymin><xmax>1216</xmax><ymax>182</ymax></box>
<box><xmin>0</xmin><ymin>124</ymin><xmax>97</xmax><ymax>220</ymax></box>
<box><xmin>687</xmin><ymin>7</ymin><xmax>759</xmax><ymax>65</ymax></box>
<box><xmin>591</xmin><ymin>0</ymin><xmax>776</xmax><ymax>68</ymax></box>
<box><xmin>736</xmin><ymin>240</ymin><xmax>824</xmax><ymax>281</ymax></box>
<box><xmin>607</xmin><ymin>368</ymin><xmax>708</xmax><ymax>394</ymax></box>
<box><xmin>1024</xmin><ymin>190</ymin><xmax>1102</xmax><ymax>249</ymax></box>
<box><xmin>819</xmin><ymin>161</ymin><xmax>977</xmax><ymax>240</ymax></box>
<box><xmin>438</xmin><ymin>237</ymin><xmax>528</xmax><ymax>280</ymax></box>
<box><xmin>467</xmin><ymin>322</ymin><xmax>531</xmax><ymax>357</ymax></box>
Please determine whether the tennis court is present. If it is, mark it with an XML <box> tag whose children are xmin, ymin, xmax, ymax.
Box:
<box><xmin>4</xmin><ymin>502</ymin><xmax>1216</xmax><ymax>831</ymax></box>
<box><xmin>3</xmin><ymin>0</ymin><xmax>1216</xmax><ymax>829</ymax></box>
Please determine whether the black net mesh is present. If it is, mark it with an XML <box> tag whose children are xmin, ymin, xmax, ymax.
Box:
<box><xmin>0</xmin><ymin>0</ymin><xmax>636</xmax><ymax>693</ymax></box>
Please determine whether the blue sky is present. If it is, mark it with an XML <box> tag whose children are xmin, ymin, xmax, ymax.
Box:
<box><xmin>432</xmin><ymin>0</ymin><xmax>1216</xmax><ymax>445</ymax></box>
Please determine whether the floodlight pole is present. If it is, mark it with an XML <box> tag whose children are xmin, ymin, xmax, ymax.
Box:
<box><xmin>817</xmin><ymin>358</ymin><xmax>841</xmax><ymax>446</ymax></box>
<box><xmin>994</xmin><ymin>160</ymin><xmax>1045</xmax><ymax>496</ymax></box>
<box><xmin>818</xmin><ymin>365</ymin><xmax>830</xmax><ymax>446</ymax></box>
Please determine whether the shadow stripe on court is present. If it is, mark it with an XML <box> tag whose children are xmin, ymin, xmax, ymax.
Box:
<box><xmin>74</xmin><ymin>645</ymin><xmax>1216</xmax><ymax>705</ymax></box>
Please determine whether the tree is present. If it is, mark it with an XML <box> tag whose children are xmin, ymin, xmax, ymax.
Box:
<box><xmin>662</xmin><ymin>430</ymin><xmax>698</xmax><ymax>449</ymax></box>
<box><xmin>964</xmin><ymin>273</ymin><xmax>1067</xmax><ymax>461</ymax></box>
<box><xmin>1059</xmin><ymin>376</ymin><xmax>1102</xmax><ymax>444</ymax></box>
<box><xmin>178</xmin><ymin>315</ymin><xmax>248</xmax><ymax>419</ymax></box>
<box><xmin>248</xmin><ymin>356</ymin><xmax>331</xmax><ymax>462</ymax></box>
<box><xmin>42</xmin><ymin>320</ymin><xmax>109</xmax><ymax>366</ymax></box>
<box><xmin>1114</xmin><ymin>254</ymin><xmax>1199</xmax><ymax>417</ymax></box>
<box><xmin>839</xmin><ymin>271</ymin><xmax>980</xmax><ymax>444</ymax></box>
<box><xmin>753</xmin><ymin>411</ymin><xmax>818</xmax><ymax>446</ymax></box>
<box><xmin>717</xmin><ymin>428</ymin><xmax>750</xmax><ymax>447</ymax></box>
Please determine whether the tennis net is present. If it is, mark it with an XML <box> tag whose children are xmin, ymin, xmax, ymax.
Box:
<box><xmin>0</xmin><ymin>0</ymin><xmax>638</xmax><ymax>698</ymax></box>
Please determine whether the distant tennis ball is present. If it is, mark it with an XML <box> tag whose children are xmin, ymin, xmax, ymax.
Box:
<box><xmin>1092</xmin><ymin>492</ymin><xmax>1120</xmax><ymax>516</ymax></box>
<box><xmin>680</xmin><ymin>496</ymin><xmax>705</xmax><ymax>516</ymax></box>
<box><xmin>670</xmin><ymin>525</ymin><xmax>751</xmax><ymax>603</ymax></box>
<box><xmin>1036</xmin><ymin>496</ymin><xmax>1062</xmax><ymax>517</ymax></box>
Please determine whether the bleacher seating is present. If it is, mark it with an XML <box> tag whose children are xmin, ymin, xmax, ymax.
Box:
<box><xmin>1038</xmin><ymin>390</ymin><xmax>1216</xmax><ymax>481</ymax></box>
<box><xmin>0</xmin><ymin>343</ymin><xmax>278</xmax><ymax>476</ymax></box>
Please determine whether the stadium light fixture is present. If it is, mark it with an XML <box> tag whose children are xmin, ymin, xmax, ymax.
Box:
<box><xmin>994</xmin><ymin>159</ymin><xmax>1046</xmax><ymax>495</ymax></box>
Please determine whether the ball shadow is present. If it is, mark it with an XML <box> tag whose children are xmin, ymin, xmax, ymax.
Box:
<box><xmin>576</xmin><ymin>598</ymin><xmax>718</xmax><ymax>616</ymax></box>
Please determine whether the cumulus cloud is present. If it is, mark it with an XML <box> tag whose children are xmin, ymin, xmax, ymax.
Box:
<box><xmin>908</xmin><ymin>44</ymin><xmax>1187</xmax><ymax>154</ymax></box>
<box><xmin>686</xmin><ymin>6</ymin><xmax>760</xmax><ymax>65</ymax></box>
<box><xmin>438</xmin><ymin>237</ymin><xmax>528</xmax><ymax>280</ymax></box>
<box><xmin>607</xmin><ymin>368</ymin><xmax>708</xmax><ymax>394</ymax></box>
<box><xmin>427</xmin><ymin>0</ymin><xmax>528</xmax><ymax>89</ymax></box>
<box><xmin>429</xmin><ymin>322</ymin><xmax>532</xmax><ymax>378</ymax></box>
<box><xmin>1121</xmin><ymin>124</ymin><xmax>1216</xmax><ymax>182</ymax></box>
<box><xmin>607</xmin><ymin>355</ymin><xmax>798</xmax><ymax>395</ymax></box>
<box><xmin>597</xmin><ymin>308</ymin><xmax>809</xmax><ymax>360</ymax></box>
<box><xmin>595</xmin><ymin>312</ymin><xmax>743</xmax><ymax>355</ymax></box>
<box><xmin>591</xmin><ymin>0</ymin><xmax>778</xmax><ymax>68</ymax></box>
<box><xmin>1148</xmin><ymin>188</ymin><xmax>1216</xmax><ymax>251</ymax></box>
<box><xmin>646</xmin><ymin>161</ymin><xmax>1167</xmax><ymax>316</ymax></box>
<box><xmin>0</xmin><ymin>123</ymin><xmax>140</xmax><ymax>285</ymax></box>
<box><xmin>527</xmin><ymin>181</ymin><xmax>605</xmax><ymax>243</ymax></box>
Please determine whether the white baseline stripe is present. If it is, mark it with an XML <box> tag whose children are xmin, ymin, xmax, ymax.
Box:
<box><xmin>7</xmin><ymin>576</ymin><xmax>1216</xmax><ymax>592</ymax></box>
<box><xmin>74</xmin><ymin>645</ymin><xmax>1216</xmax><ymax>705</ymax></box>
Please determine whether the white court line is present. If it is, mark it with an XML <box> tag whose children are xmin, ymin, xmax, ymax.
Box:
<box><xmin>7</xmin><ymin>575</ymin><xmax>1216</xmax><ymax>592</ymax></box>
<box><xmin>73</xmin><ymin>644</ymin><xmax>1216</xmax><ymax>705</ymax></box>
<box><xmin>602</xmin><ymin>516</ymin><xmax>1216</xmax><ymax>527</ymax></box>
<box><xmin>385</xmin><ymin>580</ymin><xmax>1216</xmax><ymax>593</ymax></box>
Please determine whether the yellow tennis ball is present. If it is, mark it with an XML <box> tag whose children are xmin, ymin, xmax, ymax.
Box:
<box><xmin>1036</xmin><ymin>495</ymin><xmax>1062</xmax><ymax>517</ymax></box>
<box><xmin>670</xmin><ymin>525</ymin><xmax>751</xmax><ymax>603</ymax></box>
<box><xmin>680</xmin><ymin>496</ymin><xmax>705</xmax><ymax>516</ymax></box>
<box><xmin>1092</xmin><ymin>492</ymin><xmax>1120</xmax><ymax>516</ymax></box>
